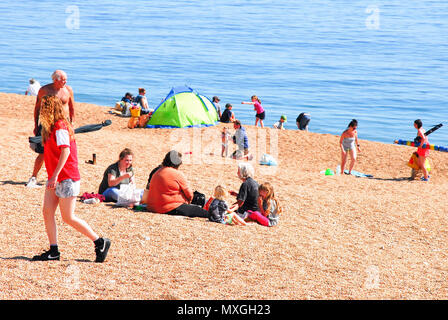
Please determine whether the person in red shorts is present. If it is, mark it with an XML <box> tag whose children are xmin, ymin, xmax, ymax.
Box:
<box><xmin>31</xmin><ymin>95</ymin><xmax>111</xmax><ymax>262</ymax></box>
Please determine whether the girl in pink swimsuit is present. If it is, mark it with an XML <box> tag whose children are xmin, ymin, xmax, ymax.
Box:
<box><xmin>242</xmin><ymin>95</ymin><xmax>265</xmax><ymax>128</ymax></box>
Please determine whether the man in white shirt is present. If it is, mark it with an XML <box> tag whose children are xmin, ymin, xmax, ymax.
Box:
<box><xmin>25</xmin><ymin>78</ymin><xmax>41</xmax><ymax>96</ymax></box>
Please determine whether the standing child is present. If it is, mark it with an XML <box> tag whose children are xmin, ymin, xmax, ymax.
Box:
<box><xmin>247</xmin><ymin>182</ymin><xmax>281</xmax><ymax>227</ymax></box>
<box><xmin>221</xmin><ymin>127</ymin><xmax>231</xmax><ymax>157</ymax></box>
<box><xmin>339</xmin><ymin>119</ymin><xmax>361</xmax><ymax>175</ymax></box>
<box><xmin>31</xmin><ymin>95</ymin><xmax>111</xmax><ymax>262</ymax></box>
<box><xmin>208</xmin><ymin>185</ymin><xmax>247</xmax><ymax>225</ymax></box>
<box><xmin>242</xmin><ymin>95</ymin><xmax>265</xmax><ymax>128</ymax></box>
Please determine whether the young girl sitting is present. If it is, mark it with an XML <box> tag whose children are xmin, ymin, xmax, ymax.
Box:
<box><xmin>208</xmin><ymin>185</ymin><xmax>246</xmax><ymax>226</ymax></box>
<box><xmin>247</xmin><ymin>182</ymin><xmax>281</xmax><ymax>227</ymax></box>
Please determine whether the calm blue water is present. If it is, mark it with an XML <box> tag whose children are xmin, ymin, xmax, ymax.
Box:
<box><xmin>1</xmin><ymin>1</ymin><xmax>447</xmax><ymax>145</ymax></box>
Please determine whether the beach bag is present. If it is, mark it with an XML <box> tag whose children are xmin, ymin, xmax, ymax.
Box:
<box><xmin>259</xmin><ymin>153</ymin><xmax>277</xmax><ymax>166</ymax></box>
<box><xmin>80</xmin><ymin>192</ymin><xmax>105</xmax><ymax>202</ymax></box>
<box><xmin>29</xmin><ymin>141</ymin><xmax>44</xmax><ymax>154</ymax></box>
<box><xmin>407</xmin><ymin>152</ymin><xmax>431</xmax><ymax>172</ymax></box>
<box><xmin>191</xmin><ymin>191</ymin><xmax>206</xmax><ymax>208</ymax></box>
<box><xmin>204</xmin><ymin>197</ymin><xmax>214</xmax><ymax>211</ymax></box>
<box><xmin>127</xmin><ymin>116</ymin><xmax>139</xmax><ymax>129</ymax></box>
<box><xmin>116</xmin><ymin>184</ymin><xmax>142</xmax><ymax>207</ymax></box>
<box><xmin>138</xmin><ymin>114</ymin><xmax>150</xmax><ymax>128</ymax></box>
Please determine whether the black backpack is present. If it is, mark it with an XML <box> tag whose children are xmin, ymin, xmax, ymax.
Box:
<box><xmin>191</xmin><ymin>191</ymin><xmax>206</xmax><ymax>208</ymax></box>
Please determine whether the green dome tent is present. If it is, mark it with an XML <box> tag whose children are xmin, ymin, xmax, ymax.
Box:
<box><xmin>146</xmin><ymin>86</ymin><xmax>219</xmax><ymax>128</ymax></box>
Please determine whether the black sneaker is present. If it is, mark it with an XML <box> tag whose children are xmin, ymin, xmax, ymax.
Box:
<box><xmin>31</xmin><ymin>250</ymin><xmax>60</xmax><ymax>261</ymax></box>
<box><xmin>95</xmin><ymin>238</ymin><xmax>111</xmax><ymax>263</ymax></box>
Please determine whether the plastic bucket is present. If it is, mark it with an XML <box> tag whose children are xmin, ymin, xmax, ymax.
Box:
<box><xmin>130</xmin><ymin>108</ymin><xmax>141</xmax><ymax>117</ymax></box>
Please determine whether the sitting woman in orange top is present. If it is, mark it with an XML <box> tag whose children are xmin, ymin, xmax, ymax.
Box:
<box><xmin>146</xmin><ymin>150</ymin><xmax>209</xmax><ymax>218</ymax></box>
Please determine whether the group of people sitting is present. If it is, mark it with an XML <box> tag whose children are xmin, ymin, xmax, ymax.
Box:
<box><xmin>119</xmin><ymin>88</ymin><xmax>152</xmax><ymax>115</ymax></box>
<box><xmin>98</xmin><ymin>149</ymin><xmax>281</xmax><ymax>227</ymax></box>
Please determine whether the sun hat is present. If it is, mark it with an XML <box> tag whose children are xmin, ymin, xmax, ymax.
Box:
<box><xmin>281</xmin><ymin>115</ymin><xmax>287</xmax><ymax>121</ymax></box>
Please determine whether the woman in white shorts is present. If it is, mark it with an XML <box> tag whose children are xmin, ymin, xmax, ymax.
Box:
<box><xmin>31</xmin><ymin>95</ymin><xmax>110</xmax><ymax>262</ymax></box>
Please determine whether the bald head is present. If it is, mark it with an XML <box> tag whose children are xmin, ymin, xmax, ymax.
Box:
<box><xmin>51</xmin><ymin>70</ymin><xmax>67</xmax><ymax>82</ymax></box>
<box><xmin>51</xmin><ymin>70</ymin><xmax>68</xmax><ymax>89</ymax></box>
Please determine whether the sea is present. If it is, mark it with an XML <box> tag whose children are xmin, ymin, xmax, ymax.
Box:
<box><xmin>0</xmin><ymin>0</ymin><xmax>447</xmax><ymax>146</ymax></box>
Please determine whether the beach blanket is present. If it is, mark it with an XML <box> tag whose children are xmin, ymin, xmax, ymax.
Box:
<box><xmin>321</xmin><ymin>167</ymin><xmax>373</xmax><ymax>178</ymax></box>
<box><xmin>343</xmin><ymin>170</ymin><xmax>373</xmax><ymax>178</ymax></box>
<box><xmin>29</xmin><ymin>120</ymin><xmax>112</xmax><ymax>144</ymax></box>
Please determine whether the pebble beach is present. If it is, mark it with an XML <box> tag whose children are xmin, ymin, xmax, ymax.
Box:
<box><xmin>1</xmin><ymin>92</ymin><xmax>447</xmax><ymax>299</ymax></box>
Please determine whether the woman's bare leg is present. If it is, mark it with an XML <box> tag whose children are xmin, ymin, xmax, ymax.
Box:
<box><xmin>348</xmin><ymin>149</ymin><xmax>357</xmax><ymax>174</ymax></box>
<box><xmin>418</xmin><ymin>156</ymin><xmax>429</xmax><ymax>179</ymax></box>
<box><xmin>42</xmin><ymin>188</ymin><xmax>59</xmax><ymax>245</ymax></box>
<box><xmin>341</xmin><ymin>151</ymin><xmax>348</xmax><ymax>173</ymax></box>
<box><xmin>59</xmin><ymin>197</ymin><xmax>99</xmax><ymax>241</ymax></box>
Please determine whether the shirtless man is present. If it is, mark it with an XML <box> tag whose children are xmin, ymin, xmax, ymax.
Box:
<box><xmin>26</xmin><ymin>70</ymin><xmax>75</xmax><ymax>188</ymax></box>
